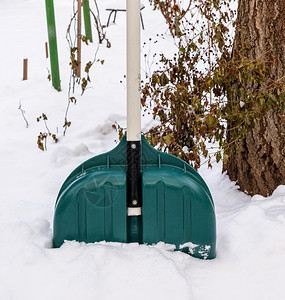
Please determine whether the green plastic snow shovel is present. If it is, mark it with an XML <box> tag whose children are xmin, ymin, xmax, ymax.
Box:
<box><xmin>53</xmin><ymin>0</ymin><xmax>216</xmax><ymax>259</ymax></box>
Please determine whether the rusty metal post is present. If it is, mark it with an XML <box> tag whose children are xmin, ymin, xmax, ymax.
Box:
<box><xmin>23</xmin><ymin>58</ymin><xmax>28</xmax><ymax>80</ymax></box>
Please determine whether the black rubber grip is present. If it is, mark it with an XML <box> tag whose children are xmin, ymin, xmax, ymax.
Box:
<box><xmin>126</xmin><ymin>141</ymin><xmax>142</xmax><ymax>208</ymax></box>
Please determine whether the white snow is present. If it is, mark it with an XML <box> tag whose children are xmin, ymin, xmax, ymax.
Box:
<box><xmin>0</xmin><ymin>0</ymin><xmax>285</xmax><ymax>299</ymax></box>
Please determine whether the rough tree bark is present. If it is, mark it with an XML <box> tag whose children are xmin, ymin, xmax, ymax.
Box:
<box><xmin>224</xmin><ymin>0</ymin><xmax>285</xmax><ymax>196</ymax></box>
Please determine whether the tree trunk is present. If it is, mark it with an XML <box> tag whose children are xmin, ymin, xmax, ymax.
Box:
<box><xmin>224</xmin><ymin>0</ymin><xmax>285</xmax><ymax>196</ymax></box>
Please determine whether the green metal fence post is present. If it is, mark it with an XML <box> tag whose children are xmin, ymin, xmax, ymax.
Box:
<box><xmin>83</xmin><ymin>0</ymin><xmax>93</xmax><ymax>42</ymax></box>
<box><xmin>45</xmin><ymin>0</ymin><xmax>61</xmax><ymax>91</ymax></box>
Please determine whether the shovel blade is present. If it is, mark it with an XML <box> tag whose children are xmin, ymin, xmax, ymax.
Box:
<box><xmin>53</xmin><ymin>136</ymin><xmax>216</xmax><ymax>259</ymax></box>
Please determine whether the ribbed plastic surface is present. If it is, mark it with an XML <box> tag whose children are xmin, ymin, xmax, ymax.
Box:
<box><xmin>53</xmin><ymin>169</ymin><xmax>127</xmax><ymax>247</ymax></box>
<box><xmin>53</xmin><ymin>136</ymin><xmax>216</xmax><ymax>259</ymax></box>
<box><xmin>142</xmin><ymin>168</ymin><xmax>216</xmax><ymax>259</ymax></box>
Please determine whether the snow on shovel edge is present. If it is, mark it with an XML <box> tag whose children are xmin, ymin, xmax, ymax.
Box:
<box><xmin>59</xmin><ymin>240</ymin><xmax>211</xmax><ymax>259</ymax></box>
<box><xmin>179</xmin><ymin>242</ymin><xmax>212</xmax><ymax>260</ymax></box>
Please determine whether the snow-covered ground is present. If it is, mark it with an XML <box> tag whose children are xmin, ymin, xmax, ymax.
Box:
<box><xmin>0</xmin><ymin>0</ymin><xmax>285</xmax><ymax>299</ymax></box>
